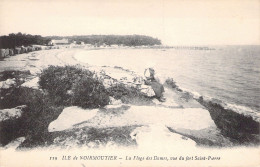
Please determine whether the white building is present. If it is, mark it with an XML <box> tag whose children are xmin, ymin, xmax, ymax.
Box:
<box><xmin>51</xmin><ymin>39</ymin><xmax>69</xmax><ymax>45</ymax></box>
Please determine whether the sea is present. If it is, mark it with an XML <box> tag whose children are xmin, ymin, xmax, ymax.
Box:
<box><xmin>75</xmin><ymin>45</ymin><xmax>260</xmax><ymax>115</ymax></box>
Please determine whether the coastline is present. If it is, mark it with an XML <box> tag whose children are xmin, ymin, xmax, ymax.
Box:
<box><xmin>0</xmin><ymin>48</ymin><xmax>259</xmax><ymax>149</ymax></box>
<box><xmin>0</xmin><ymin>48</ymin><xmax>260</xmax><ymax>167</ymax></box>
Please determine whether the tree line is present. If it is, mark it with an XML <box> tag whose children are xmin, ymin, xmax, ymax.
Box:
<box><xmin>0</xmin><ymin>33</ymin><xmax>161</xmax><ymax>49</ymax></box>
<box><xmin>47</xmin><ymin>35</ymin><xmax>161</xmax><ymax>46</ymax></box>
<box><xmin>0</xmin><ymin>33</ymin><xmax>51</xmax><ymax>49</ymax></box>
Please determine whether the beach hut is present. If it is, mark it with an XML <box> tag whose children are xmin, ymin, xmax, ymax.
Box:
<box><xmin>21</xmin><ymin>46</ymin><xmax>27</xmax><ymax>53</ymax></box>
<box><xmin>33</xmin><ymin>46</ymin><xmax>39</xmax><ymax>51</ymax></box>
<box><xmin>4</xmin><ymin>49</ymin><xmax>10</xmax><ymax>57</ymax></box>
<box><xmin>15</xmin><ymin>47</ymin><xmax>22</xmax><ymax>54</ymax></box>
<box><xmin>0</xmin><ymin>49</ymin><xmax>5</xmax><ymax>58</ymax></box>
<box><xmin>27</xmin><ymin>46</ymin><xmax>33</xmax><ymax>52</ymax></box>
<box><xmin>9</xmin><ymin>49</ymin><xmax>14</xmax><ymax>56</ymax></box>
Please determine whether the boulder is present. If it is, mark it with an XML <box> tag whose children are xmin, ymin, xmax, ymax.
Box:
<box><xmin>130</xmin><ymin>124</ymin><xmax>196</xmax><ymax>150</ymax></box>
<box><xmin>0</xmin><ymin>78</ymin><xmax>16</xmax><ymax>89</ymax></box>
<box><xmin>0</xmin><ymin>105</ymin><xmax>26</xmax><ymax>121</ymax></box>
<box><xmin>48</xmin><ymin>106</ymin><xmax>99</xmax><ymax>132</ymax></box>
<box><xmin>102</xmin><ymin>78</ymin><xmax>115</xmax><ymax>89</ymax></box>
<box><xmin>140</xmin><ymin>85</ymin><xmax>155</xmax><ymax>97</ymax></box>
<box><xmin>109</xmin><ymin>96</ymin><xmax>122</xmax><ymax>105</ymax></box>
<box><xmin>52</xmin><ymin>105</ymin><xmax>216</xmax><ymax>132</ymax></box>
<box><xmin>21</xmin><ymin>77</ymin><xmax>39</xmax><ymax>89</ymax></box>
<box><xmin>3</xmin><ymin>137</ymin><xmax>26</xmax><ymax>150</ymax></box>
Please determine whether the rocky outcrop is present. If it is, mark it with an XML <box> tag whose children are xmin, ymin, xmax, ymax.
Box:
<box><xmin>47</xmin><ymin>103</ymin><xmax>225</xmax><ymax>147</ymax></box>
<box><xmin>130</xmin><ymin>124</ymin><xmax>197</xmax><ymax>150</ymax></box>
<box><xmin>48</xmin><ymin>106</ymin><xmax>98</xmax><ymax>132</ymax></box>
<box><xmin>139</xmin><ymin>85</ymin><xmax>155</xmax><ymax>97</ymax></box>
<box><xmin>21</xmin><ymin>77</ymin><xmax>39</xmax><ymax>89</ymax></box>
<box><xmin>0</xmin><ymin>105</ymin><xmax>26</xmax><ymax>122</ymax></box>
<box><xmin>109</xmin><ymin>96</ymin><xmax>122</xmax><ymax>105</ymax></box>
<box><xmin>2</xmin><ymin>137</ymin><xmax>25</xmax><ymax>150</ymax></box>
<box><xmin>0</xmin><ymin>78</ymin><xmax>16</xmax><ymax>89</ymax></box>
<box><xmin>95</xmin><ymin>66</ymin><xmax>155</xmax><ymax>97</ymax></box>
<box><xmin>197</xmin><ymin>98</ymin><xmax>260</xmax><ymax>144</ymax></box>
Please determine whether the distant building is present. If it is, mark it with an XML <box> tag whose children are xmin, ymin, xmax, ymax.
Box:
<box><xmin>51</xmin><ymin>39</ymin><xmax>69</xmax><ymax>45</ymax></box>
<box><xmin>48</xmin><ymin>41</ymin><xmax>53</xmax><ymax>46</ymax></box>
<box><xmin>84</xmin><ymin>44</ymin><xmax>93</xmax><ymax>48</ymax></box>
<box><xmin>111</xmin><ymin>44</ymin><xmax>119</xmax><ymax>48</ymax></box>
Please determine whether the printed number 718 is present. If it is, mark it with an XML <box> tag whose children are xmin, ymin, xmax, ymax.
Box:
<box><xmin>50</xmin><ymin>157</ymin><xmax>57</xmax><ymax>160</ymax></box>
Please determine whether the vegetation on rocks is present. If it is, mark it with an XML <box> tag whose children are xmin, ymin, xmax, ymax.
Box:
<box><xmin>0</xmin><ymin>65</ymin><xmax>152</xmax><ymax>148</ymax></box>
<box><xmin>0</xmin><ymin>70</ymin><xmax>31</xmax><ymax>86</ymax></box>
<box><xmin>39</xmin><ymin>65</ymin><xmax>110</xmax><ymax>108</ymax></box>
<box><xmin>107</xmin><ymin>84</ymin><xmax>152</xmax><ymax>105</ymax></box>
<box><xmin>71</xmin><ymin>75</ymin><xmax>109</xmax><ymax>108</ymax></box>
<box><xmin>0</xmin><ymin>87</ymin><xmax>63</xmax><ymax>147</ymax></box>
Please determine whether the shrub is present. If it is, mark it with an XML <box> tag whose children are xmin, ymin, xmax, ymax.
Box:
<box><xmin>39</xmin><ymin>65</ymin><xmax>110</xmax><ymax>108</ymax></box>
<box><xmin>71</xmin><ymin>75</ymin><xmax>110</xmax><ymax>108</ymax></box>
<box><xmin>39</xmin><ymin>65</ymin><xmax>94</xmax><ymax>105</ymax></box>
<box><xmin>106</xmin><ymin>84</ymin><xmax>152</xmax><ymax>104</ymax></box>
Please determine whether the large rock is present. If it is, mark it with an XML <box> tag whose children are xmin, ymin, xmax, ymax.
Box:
<box><xmin>109</xmin><ymin>96</ymin><xmax>122</xmax><ymax>105</ymax></box>
<box><xmin>3</xmin><ymin>137</ymin><xmax>26</xmax><ymax>150</ymax></box>
<box><xmin>21</xmin><ymin>77</ymin><xmax>39</xmax><ymax>89</ymax></box>
<box><xmin>0</xmin><ymin>105</ymin><xmax>26</xmax><ymax>121</ymax></box>
<box><xmin>140</xmin><ymin>85</ymin><xmax>155</xmax><ymax>97</ymax></box>
<box><xmin>198</xmin><ymin>98</ymin><xmax>260</xmax><ymax>144</ymax></box>
<box><xmin>97</xmin><ymin>67</ymin><xmax>156</xmax><ymax>97</ymax></box>
<box><xmin>48</xmin><ymin>106</ymin><xmax>98</xmax><ymax>132</ymax></box>
<box><xmin>130</xmin><ymin>124</ymin><xmax>196</xmax><ymax>150</ymax></box>
<box><xmin>50</xmin><ymin>105</ymin><xmax>215</xmax><ymax>132</ymax></box>
<box><xmin>0</xmin><ymin>78</ymin><xmax>16</xmax><ymax>89</ymax></box>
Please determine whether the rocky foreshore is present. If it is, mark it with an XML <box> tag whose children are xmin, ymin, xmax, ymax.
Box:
<box><xmin>0</xmin><ymin>48</ymin><xmax>259</xmax><ymax>151</ymax></box>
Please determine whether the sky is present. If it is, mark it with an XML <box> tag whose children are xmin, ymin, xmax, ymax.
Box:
<box><xmin>0</xmin><ymin>0</ymin><xmax>259</xmax><ymax>45</ymax></box>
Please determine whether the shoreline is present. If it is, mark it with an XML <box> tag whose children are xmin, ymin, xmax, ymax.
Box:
<box><xmin>0</xmin><ymin>48</ymin><xmax>259</xmax><ymax>151</ymax></box>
